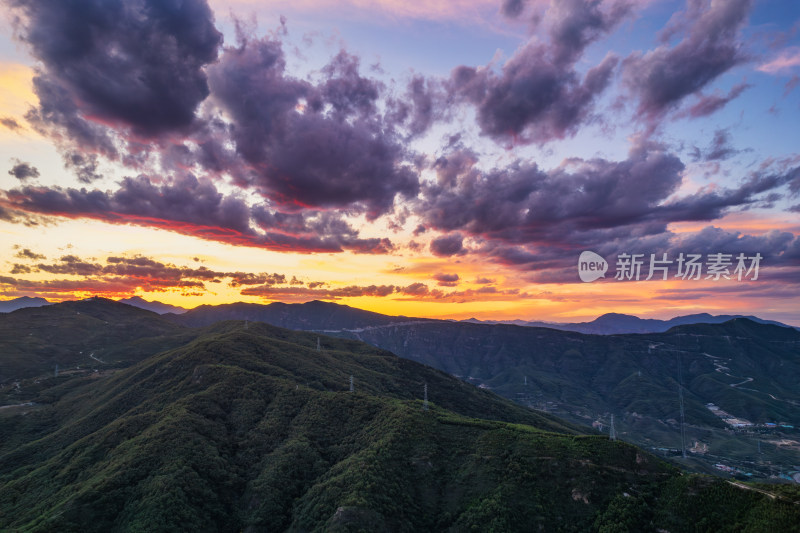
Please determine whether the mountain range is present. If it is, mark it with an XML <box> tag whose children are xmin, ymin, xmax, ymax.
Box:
<box><xmin>464</xmin><ymin>312</ymin><xmax>798</xmax><ymax>334</ymax></box>
<box><xmin>161</xmin><ymin>300</ymin><xmax>800</xmax><ymax>482</ymax></box>
<box><xmin>0</xmin><ymin>295</ymin><xmax>49</xmax><ymax>313</ymax></box>
<box><xmin>2</xmin><ymin>295</ymin><xmax>796</xmax><ymax>333</ymax></box>
<box><xmin>2</xmin><ymin>298</ymin><xmax>798</xmax><ymax>531</ymax></box>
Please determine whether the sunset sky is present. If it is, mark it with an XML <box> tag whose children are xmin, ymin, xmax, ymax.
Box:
<box><xmin>1</xmin><ymin>0</ymin><xmax>799</xmax><ymax>324</ymax></box>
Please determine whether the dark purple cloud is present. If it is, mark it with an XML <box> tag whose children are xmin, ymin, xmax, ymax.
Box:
<box><xmin>24</xmin><ymin>74</ymin><xmax>117</xmax><ymax>157</ymax></box>
<box><xmin>683</xmin><ymin>82</ymin><xmax>750</xmax><ymax>118</ymax></box>
<box><xmin>445</xmin><ymin>0</ymin><xmax>631</xmax><ymax>145</ymax></box>
<box><xmin>690</xmin><ymin>128</ymin><xmax>743</xmax><ymax>162</ymax></box>
<box><xmin>207</xmin><ymin>36</ymin><xmax>418</xmax><ymax>218</ymax></box>
<box><xmin>385</xmin><ymin>75</ymin><xmax>439</xmax><ymax>138</ymax></box>
<box><xmin>320</xmin><ymin>50</ymin><xmax>381</xmax><ymax>118</ymax></box>
<box><xmin>63</xmin><ymin>151</ymin><xmax>102</xmax><ymax>183</ymax></box>
<box><xmin>2</xmin><ymin>174</ymin><xmax>394</xmax><ymax>254</ymax></box>
<box><xmin>500</xmin><ymin>0</ymin><xmax>526</xmax><ymax>19</ymax></box>
<box><xmin>1</xmin><ymin>117</ymin><xmax>21</xmax><ymax>131</ymax></box>
<box><xmin>420</xmin><ymin>143</ymin><xmax>684</xmax><ymax>243</ymax></box>
<box><xmin>6</xmin><ymin>252</ymin><xmax>335</xmax><ymax>297</ymax></box>
<box><xmin>623</xmin><ymin>0</ymin><xmax>753</xmax><ymax>120</ymax></box>
<box><xmin>448</xmin><ymin>45</ymin><xmax>618</xmax><ymax>144</ymax></box>
<box><xmin>433</xmin><ymin>272</ymin><xmax>460</xmax><ymax>287</ymax></box>
<box><xmin>545</xmin><ymin>0</ymin><xmax>632</xmax><ymax>65</ymax></box>
<box><xmin>414</xmin><ymin>139</ymin><xmax>800</xmax><ymax>280</ymax></box>
<box><xmin>14</xmin><ymin>247</ymin><xmax>45</xmax><ymax>260</ymax></box>
<box><xmin>8</xmin><ymin>160</ymin><xmax>39</xmax><ymax>181</ymax></box>
<box><xmin>9</xmin><ymin>0</ymin><xmax>222</xmax><ymax>138</ymax></box>
<box><xmin>430</xmin><ymin>233</ymin><xmax>465</xmax><ymax>256</ymax></box>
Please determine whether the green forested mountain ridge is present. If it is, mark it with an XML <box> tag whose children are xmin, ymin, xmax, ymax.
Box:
<box><xmin>334</xmin><ymin>318</ymin><xmax>800</xmax><ymax>426</ymax></box>
<box><xmin>0</xmin><ymin>297</ymin><xmax>194</xmax><ymax>382</ymax></box>
<box><xmin>2</xmin><ymin>316</ymin><xmax>799</xmax><ymax>532</ymax></box>
<box><xmin>3</xmin><ymin>299</ymin><xmax>800</xmax><ymax>483</ymax></box>
<box><xmin>166</xmin><ymin>298</ymin><xmax>799</xmax><ymax>481</ymax></box>
<box><xmin>322</xmin><ymin>318</ymin><xmax>800</xmax><ymax>475</ymax></box>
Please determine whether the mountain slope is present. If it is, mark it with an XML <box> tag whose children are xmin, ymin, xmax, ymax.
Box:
<box><xmin>319</xmin><ymin>318</ymin><xmax>800</xmax><ymax>479</ymax></box>
<box><xmin>0</xmin><ymin>297</ymin><xmax>194</xmax><ymax>383</ymax></box>
<box><xmin>2</xmin><ymin>320</ymin><xmax>797</xmax><ymax>532</ymax></box>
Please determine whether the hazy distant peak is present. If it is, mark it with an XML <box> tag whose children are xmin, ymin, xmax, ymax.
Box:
<box><xmin>118</xmin><ymin>296</ymin><xmax>187</xmax><ymax>315</ymax></box>
<box><xmin>0</xmin><ymin>296</ymin><xmax>50</xmax><ymax>313</ymax></box>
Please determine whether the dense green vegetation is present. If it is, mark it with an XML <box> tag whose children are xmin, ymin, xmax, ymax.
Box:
<box><xmin>325</xmin><ymin>317</ymin><xmax>800</xmax><ymax>476</ymax></box>
<box><xmin>0</xmin><ymin>297</ymin><xmax>196</xmax><ymax>382</ymax></box>
<box><xmin>1</xmin><ymin>302</ymin><xmax>798</xmax><ymax>531</ymax></box>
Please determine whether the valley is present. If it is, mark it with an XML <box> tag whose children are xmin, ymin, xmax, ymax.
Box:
<box><xmin>1</xmin><ymin>299</ymin><xmax>799</xmax><ymax>531</ymax></box>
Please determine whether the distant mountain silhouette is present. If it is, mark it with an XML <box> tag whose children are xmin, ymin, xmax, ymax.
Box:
<box><xmin>118</xmin><ymin>296</ymin><xmax>187</xmax><ymax>315</ymax></box>
<box><xmin>0</xmin><ymin>296</ymin><xmax>49</xmax><ymax>313</ymax></box>
<box><xmin>465</xmin><ymin>311</ymin><xmax>797</xmax><ymax>334</ymax></box>
<box><xmin>166</xmin><ymin>299</ymin><xmax>430</xmax><ymax>330</ymax></box>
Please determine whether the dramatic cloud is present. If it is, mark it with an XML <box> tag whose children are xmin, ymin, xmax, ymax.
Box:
<box><xmin>448</xmin><ymin>47</ymin><xmax>618</xmax><ymax>145</ymax></box>
<box><xmin>430</xmin><ymin>233</ymin><xmax>465</xmax><ymax>256</ymax></box>
<box><xmin>415</xmin><ymin>140</ymin><xmax>800</xmax><ymax>281</ymax></box>
<box><xmin>3</xmin><ymin>252</ymin><xmax>327</xmax><ymax>298</ymax></box>
<box><xmin>421</xmin><ymin>143</ymin><xmax>684</xmax><ymax>242</ymax></box>
<box><xmin>63</xmin><ymin>152</ymin><xmax>102</xmax><ymax>184</ymax></box>
<box><xmin>207</xmin><ymin>35</ymin><xmax>419</xmax><ymax>218</ymax></box>
<box><xmin>395</xmin><ymin>282</ymin><xmax>524</xmax><ymax>302</ymax></box>
<box><xmin>446</xmin><ymin>0</ymin><xmax>631</xmax><ymax>145</ymax></box>
<box><xmin>385</xmin><ymin>75</ymin><xmax>439</xmax><ymax>139</ymax></box>
<box><xmin>0</xmin><ymin>275</ymin><xmax>165</xmax><ymax>299</ymax></box>
<box><xmin>433</xmin><ymin>272</ymin><xmax>460</xmax><ymax>287</ymax></box>
<box><xmin>683</xmin><ymin>82</ymin><xmax>750</xmax><ymax>119</ymax></box>
<box><xmin>14</xmin><ymin>247</ymin><xmax>45</xmax><ymax>260</ymax></box>
<box><xmin>1</xmin><ymin>175</ymin><xmax>393</xmax><ymax>254</ymax></box>
<box><xmin>7</xmin><ymin>160</ymin><xmax>39</xmax><ymax>181</ymax></box>
<box><xmin>8</xmin><ymin>0</ymin><xmax>223</xmax><ymax>138</ymax></box>
<box><xmin>545</xmin><ymin>0</ymin><xmax>631</xmax><ymax>65</ymax></box>
<box><xmin>623</xmin><ymin>0</ymin><xmax>753</xmax><ymax>120</ymax></box>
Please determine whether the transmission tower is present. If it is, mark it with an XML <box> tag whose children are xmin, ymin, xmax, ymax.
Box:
<box><xmin>677</xmin><ymin>354</ymin><xmax>687</xmax><ymax>458</ymax></box>
<box><xmin>317</xmin><ymin>337</ymin><xmax>321</xmax><ymax>352</ymax></box>
<box><xmin>244</xmin><ymin>319</ymin><xmax>248</xmax><ymax>330</ymax></box>
<box><xmin>423</xmin><ymin>383</ymin><xmax>429</xmax><ymax>410</ymax></box>
<box><xmin>524</xmin><ymin>375</ymin><xmax>527</xmax><ymax>386</ymax></box>
<box><xmin>609</xmin><ymin>414</ymin><xmax>617</xmax><ymax>441</ymax></box>
<box><xmin>349</xmin><ymin>375</ymin><xmax>354</xmax><ymax>392</ymax></box>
